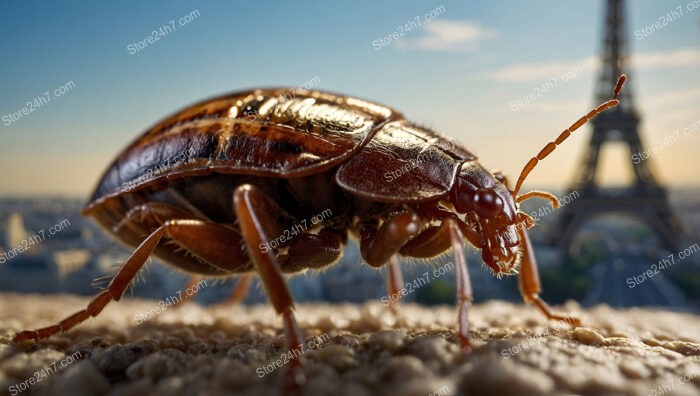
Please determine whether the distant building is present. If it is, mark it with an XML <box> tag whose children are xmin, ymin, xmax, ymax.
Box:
<box><xmin>6</xmin><ymin>213</ymin><xmax>29</xmax><ymax>251</ymax></box>
<box><xmin>53</xmin><ymin>249</ymin><xmax>92</xmax><ymax>278</ymax></box>
<box><xmin>1</xmin><ymin>197</ymin><xmax>697</xmax><ymax>310</ymax></box>
<box><xmin>0</xmin><ymin>252</ymin><xmax>60</xmax><ymax>293</ymax></box>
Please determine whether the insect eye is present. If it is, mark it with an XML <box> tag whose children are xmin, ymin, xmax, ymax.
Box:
<box><xmin>473</xmin><ymin>188</ymin><xmax>503</xmax><ymax>218</ymax></box>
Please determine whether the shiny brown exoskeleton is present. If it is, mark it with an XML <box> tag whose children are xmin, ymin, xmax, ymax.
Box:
<box><xmin>14</xmin><ymin>76</ymin><xmax>627</xmax><ymax>390</ymax></box>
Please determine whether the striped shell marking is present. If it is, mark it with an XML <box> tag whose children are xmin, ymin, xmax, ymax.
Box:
<box><xmin>86</xmin><ymin>89</ymin><xmax>399</xmax><ymax>209</ymax></box>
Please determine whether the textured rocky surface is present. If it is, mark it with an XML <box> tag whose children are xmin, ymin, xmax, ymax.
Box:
<box><xmin>1</xmin><ymin>293</ymin><xmax>699</xmax><ymax>396</ymax></box>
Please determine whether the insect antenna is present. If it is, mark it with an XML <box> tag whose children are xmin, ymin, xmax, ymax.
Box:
<box><xmin>511</xmin><ymin>74</ymin><xmax>627</xmax><ymax>200</ymax></box>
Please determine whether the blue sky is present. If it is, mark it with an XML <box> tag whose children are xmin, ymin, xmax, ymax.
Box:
<box><xmin>1</xmin><ymin>0</ymin><xmax>699</xmax><ymax>196</ymax></box>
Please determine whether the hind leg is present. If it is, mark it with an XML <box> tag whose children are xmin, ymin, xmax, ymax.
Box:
<box><xmin>13</xmin><ymin>219</ymin><xmax>247</xmax><ymax>342</ymax></box>
<box><xmin>214</xmin><ymin>274</ymin><xmax>254</xmax><ymax>306</ymax></box>
<box><xmin>358</xmin><ymin>211</ymin><xmax>476</xmax><ymax>351</ymax></box>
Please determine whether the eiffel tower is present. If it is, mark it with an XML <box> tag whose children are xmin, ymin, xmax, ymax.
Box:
<box><xmin>550</xmin><ymin>0</ymin><xmax>684</xmax><ymax>255</ymax></box>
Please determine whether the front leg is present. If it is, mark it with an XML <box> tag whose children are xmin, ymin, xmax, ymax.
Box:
<box><xmin>358</xmin><ymin>211</ymin><xmax>476</xmax><ymax>351</ymax></box>
<box><xmin>517</xmin><ymin>225</ymin><xmax>581</xmax><ymax>326</ymax></box>
<box><xmin>447</xmin><ymin>219</ymin><xmax>474</xmax><ymax>351</ymax></box>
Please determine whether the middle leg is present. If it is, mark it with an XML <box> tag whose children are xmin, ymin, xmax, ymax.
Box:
<box><xmin>231</xmin><ymin>185</ymin><xmax>351</xmax><ymax>390</ymax></box>
<box><xmin>220</xmin><ymin>274</ymin><xmax>254</xmax><ymax>305</ymax></box>
<box><xmin>385</xmin><ymin>256</ymin><xmax>404</xmax><ymax>314</ymax></box>
<box><xmin>176</xmin><ymin>274</ymin><xmax>254</xmax><ymax>309</ymax></box>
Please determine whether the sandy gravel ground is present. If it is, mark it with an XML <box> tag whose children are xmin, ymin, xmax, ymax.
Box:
<box><xmin>1</xmin><ymin>293</ymin><xmax>699</xmax><ymax>396</ymax></box>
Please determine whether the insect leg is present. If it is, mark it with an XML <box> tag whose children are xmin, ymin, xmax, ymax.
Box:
<box><xmin>516</xmin><ymin>225</ymin><xmax>581</xmax><ymax>326</ymax></box>
<box><xmin>446</xmin><ymin>219</ymin><xmax>473</xmax><ymax>352</ymax></box>
<box><xmin>277</xmin><ymin>228</ymin><xmax>343</xmax><ymax>273</ymax></box>
<box><xmin>177</xmin><ymin>273</ymin><xmax>255</xmax><ymax>309</ymax></box>
<box><xmin>113</xmin><ymin>202</ymin><xmax>249</xmax><ymax>274</ymax></box>
<box><xmin>385</xmin><ymin>256</ymin><xmax>404</xmax><ymax>314</ymax></box>
<box><xmin>112</xmin><ymin>202</ymin><xmax>199</xmax><ymax>235</ymax></box>
<box><xmin>173</xmin><ymin>275</ymin><xmax>206</xmax><ymax>308</ymax></box>
<box><xmin>395</xmin><ymin>213</ymin><xmax>477</xmax><ymax>347</ymax></box>
<box><xmin>212</xmin><ymin>274</ymin><xmax>254</xmax><ymax>307</ymax></box>
<box><xmin>12</xmin><ymin>220</ymin><xmax>245</xmax><ymax>342</ymax></box>
<box><xmin>492</xmin><ymin>170</ymin><xmax>510</xmax><ymax>189</ymax></box>
<box><xmin>359</xmin><ymin>209</ymin><xmax>422</xmax><ymax>267</ymax></box>
<box><xmin>400</xmin><ymin>215</ymin><xmax>483</xmax><ymax>258</ymax></box>
<box><xmin>232</xmin><ymin>184</ymin><xmax>306</xmax><ymax>391</ymax></box>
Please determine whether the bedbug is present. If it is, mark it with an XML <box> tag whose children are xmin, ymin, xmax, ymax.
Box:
<box><xmin>13</xmin><ymin>75</ymin><xmax>626</xmax><ymax>390</ymax></box>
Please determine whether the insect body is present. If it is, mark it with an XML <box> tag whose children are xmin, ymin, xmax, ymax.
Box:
<box><xmin>13</xmin><ymin>76</ymin><xmax>626</xmax><ymax>390</ymax></box>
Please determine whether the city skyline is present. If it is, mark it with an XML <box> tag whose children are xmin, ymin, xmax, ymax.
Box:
<box><xmin>1</xmin><ymin>195</ymin><xmax>697</xmax><ymax>310</ymax></box>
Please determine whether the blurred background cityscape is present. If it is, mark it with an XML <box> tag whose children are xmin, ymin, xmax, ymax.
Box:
<box><xmin>0</xmin><ymin>192</ymin><xmax>698</xmax><ymax>311</ymax></box>
<box><xmin>1</xmin><ymin>1</ymin><xmax>698</xmax><ymax>312</ymax></box>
